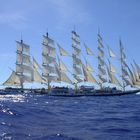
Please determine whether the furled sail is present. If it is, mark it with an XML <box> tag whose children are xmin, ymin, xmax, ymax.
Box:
<box><xmin>120</xmin><ymin>40</ymin><xmax>132</xmax><ymax>88</ymax></box>
<box><xmin>3</xmin><ymin>40</ymin><xmax>32</xmax><ymax>88</ymax></box>
<box><xmin>72</xmin><ymin>31</ymin><xmax>84</xmax><ymax>83</ymax></box>
<box><xmin>97</xmin><ymin>33</ymin><xmax>107</xmax><ymax>86</ymax></box>
<box><xmin>42</xmin><ymin>33</ymin><xmax>58</xmax><ymax>87</ymax></box>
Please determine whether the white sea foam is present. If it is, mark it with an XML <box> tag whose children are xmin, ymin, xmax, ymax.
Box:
<box><xmin>136</xmin><ymin>92</ymin><xmax>140</xmax><ymax>95</ymax></box>
<box><xmin>0</xmin><ymin>94</ymin><xmax>25</xmax><ymax>102</ymax></box>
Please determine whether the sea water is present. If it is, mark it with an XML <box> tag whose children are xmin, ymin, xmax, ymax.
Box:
<box><xmin>0</xmin><ymin>93</ymin><xmax>140</xmax><ymax>140</ymax></box>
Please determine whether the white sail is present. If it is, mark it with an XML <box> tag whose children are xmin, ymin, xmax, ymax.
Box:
<box><xmin>59</xmin><ymin>59</ymin><xmax>67</xmax><ymax>72</ymax></box>
<box><xmin>86</xmin><ymin>61</ymin><xmax>94</xmax><ymax>72</ymax></box>
<box><xmin>57</xmin><ymin>43</ymin><xmax>69</xmax><ymax>56</ymax></box>
<box><xmin>44</xmin><ymin>75</ymin><xmax>58</xmax><ymax>82</ymax></box>
<box><xmin>98</xmin><ymin>57</ymin><xmax>104</xmax><ymax>66</ymax></box>
<box><xmin>3</xmin><ymin>71</ymin><xmax>20</xmax><ymax>86</ymax></box>
<box><xmin>98</xmin><ymin>66</ymin><xmax>106</xmax><ymax>75</ymax></box>
<box><xmin>131</xmin><ymin>64</ymin><xmax>140</xmax><ymax>82</ymax></box>
<box><xmin>43</xmin><ymin>55</ymin><xmax>56</xmax><ymax>64</ymax></box>
<box><xmin>123</xmin><ymin>77</ymin><xmax>132</xmax><ymax>86</ymax></box>
<box><xmin>17</xmin><ymin>41</ymin><xmax>30</xmax><ymax>54</ymax></box>
<box><xmin>98</xmin><ymin>76</ymin><xmax>107</xmax><ymax>83</ymax></box>
<box><xmin>120</xmin><ymin>42</ymin><xmax>126</xmax><ymax>59</ymax></box>
<box><xmin>110</xmin><ymin>63</ymin><xmax>116</xmax><ymax>73</ymax></box>
<box><xmin>56</xmin><ymin>55</ymin><xmax>72</xmax><ymax>84</ymax></box>
<box><xmin>17</xmin><ymin>54</ymin><xmax>30</xmax><ymax>64</ymax></box>
<box><xmin>73</xmin><ymin>74</ymin><xmax>83</xmax><ymax>83</ymax></box>
<box><xmin>108</xmin><ymin>60</ymin><xmax>116</xmax><ymax>73</ymax></box>
<box><xmin>82</xmin><ymin>64</ymin><xmax>97</xmax><ymax>83</ymax></box>
<box><xmin>133</xmin><ymin>60</ymin><xmax>140</xmax><ymax>77</ymax></box>
<box><xmin>127</xmin><ymin>65</ymin><xmax>136</xmax><ymax>85</ymax></box>
<box><xmin>122</xmin><ymin>68</ymin><xmax>129</xmax><ymax>76</ymax></box>
<box><xmin>42</xmin><ymin>65</ymin><xmax>56</xmax><ymax>75</ymax></box>
<box><xmin>32</xmin><ymin>57</ymin><xmax>41</xmax><ymax>70</ymax></box>
<box><xmin>73</xmin><ymin>65</ymin><xmax>83</xmax><ymax>75</ymax></box>
<box><xmin>32</xmin><ymin>69</ymin><xmax>42</xmax><ymax>83</ymax></box>
<box><xmin>98</xmin><ymin>47</ymin><xmax>104</xmax><ymax>57</ymax></box>
<box><xmin>23</xmin><ymin>75</ymin><xmax>32</xmax><ymax>83</ymax></box>
<box><xmin>16</xmin><ymin>64</ymin><xmax>32</xmax><ymax>74</ymax></box>
<box><xmin>72</xmin><ymin>32</ymin><xmax>80</xmax><ymax>43</ymax></box>
<box><xmin>42</xmin><ymin>44</ymin><xmax>56</xmax><ymax>57</ymax></box>
<box><xmin>42</xmin><ymin>33</ymin><xmax>57</xmax><ymax>85</ymax></box>
<box><xmin>72</xmin><ymin>40</ymin><xmax>80</xmax><ymax>48</ymax></box>
<box><xmin>9</xmin><ymin>40</ymin><xmax>33</xmax><ymax>88</ymax></box>
<box><xmin>60</xmin><ymin>72</ymin><xmax>72</xmax><ymax>84</ymax></box>
<box><xmin>106</xmin><ymin>65</ymin><xmax>121</xmax><ymax>86</ymax></box>
<box><xmin>73</xmin><ymin>46</ymin><xmax>81</xmax><ymax>56</ymax></box>
<box><xmin>72</xmin><ymin>31</ymin><xmax>83</xmax><ymax>83</ymax></box>
<box><xmin>108</xmin><ymin>47</ymin><xmax>116</xmax><ymax>58</ymax></box>
<box><xmin>97</xmin><ymin>33</ymin><xmax>107</xmax><ymax>86</ymax></box>
<box><xmin>84</xmin><ymin>43</ymin><xmax>94</xmax><ymax>55</ymax></box>
<box><xmin>120</xmin><ymin>40</ymin><xmax>132</xmax><ymax>88</ymax></box>
<box><xmin>43</xmin><ymin>35</ymin><xmax>54</xmax><ymax>46</ymax></box>
<box><xmin>73</xmin><ymin>55</ymin><xmax>82</xmax><ymax>65</ymax></box>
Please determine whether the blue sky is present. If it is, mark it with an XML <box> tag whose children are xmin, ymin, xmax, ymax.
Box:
<box><xmin>0</xmin><ymin>0</ymin><xmax>140</xmax><ymax>88</ymax></box>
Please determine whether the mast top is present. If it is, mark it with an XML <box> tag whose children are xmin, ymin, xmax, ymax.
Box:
<box><xmin>46</xmin><ymin>32</ymin><xmax>48</xmax><ymax>37</ymax></box>
<box><xmin>20</xmin><ymin>34</ymin><xmax>23</xmax><ymax>43</ymax></box>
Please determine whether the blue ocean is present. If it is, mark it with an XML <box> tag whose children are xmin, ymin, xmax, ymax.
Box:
<box><xmin>0</xmin><ymin>93</ymin><xmax>140</xmax><ymax>140</ymax></box>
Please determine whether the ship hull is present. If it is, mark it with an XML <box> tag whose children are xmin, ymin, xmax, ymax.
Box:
<box><xmin>48</xmin><ymin>89</ymin><xmax>140</xmax><ymax>97</ymax></box>
<box><xmin>0</xmin><ymin>88</ymin><xmax>139</xmax><ymax>97</ymax></box>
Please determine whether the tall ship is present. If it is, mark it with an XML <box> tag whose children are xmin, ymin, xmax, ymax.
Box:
<box><xmin>2</xmin><ymin>30</ymin><xmax>140</xmax><ymax>96</ymax></box>
<box><xmin>2</xmin><ymin>39</ymin><xmax>42</xmax><ymax>93</ymax></box>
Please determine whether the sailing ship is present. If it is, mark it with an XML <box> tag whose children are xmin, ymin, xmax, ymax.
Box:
<box><xmin>2</xmin><ymin>39</ymin><xmax>42</xmax><ymax>93</ymax></box>
<box><xmin>2</xmin><ymin>30</ymin><xmax>140</xmax><ymax>96</ymax></box>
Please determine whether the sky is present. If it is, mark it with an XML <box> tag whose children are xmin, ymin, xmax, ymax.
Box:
<box><xmin>0</xmin><ymin>0</ymin><xmax>140</xmax><ymax>88</ymax></box>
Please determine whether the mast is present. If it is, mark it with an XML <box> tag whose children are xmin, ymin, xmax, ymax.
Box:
<box><xmin>83</xmin><ymin>43</ymin><xmax>97</xmax><ymax>84</ymax></box>
<box><xmin>133</xmin><ymin>60</ymin><xmax>140</xmax><ymax>78</ymax></box>
<box><xmin>56</xmin><ymin>56</ymin><xmax>72</xmax><ymax>84</ymax></box>
<box><xmin>3</xmin><ymin>39</ymin><xmax>32</xmax><ymax>88</ymax></box>
<box><xmin>72</xmin><ymin>30</ymin><xmax>83</xmax><ymax>86</ymax></box>
<box><xmin>107</xmin><ymin>47</ymin><xmax>121</xmax><ymax>87</ymax></box>
<box><xmin>42</xmin><ymin>32</ymin><xmax>57</xmax><ymax>91</ymax></box>
<box><xmin>31</xmin><ymin>57</ymin><xmax>42</xmax><ymax>83</ymax></box>
<box><xmin>119</xmin><ymin>40</ymin><xmax>132</xmax><ymax>90</ymax></box>
<box><xmin>16</xmin><ymin>39</ymin><xmax>32</xmax><ymax>89</ymax></box>
<box><xmin>97</xmin><ymin>32</ymin><xmax>107</xmax><ymax>88</ymax></box>
<box><xmin>56</xmin><ymin>44</ymin><xmax>72</xmax><ymax>84</ymax></box>
<box><xmin>20</xmin><ymin>39</ymin><xmax>24</xmax><ymax>89</ymax></box>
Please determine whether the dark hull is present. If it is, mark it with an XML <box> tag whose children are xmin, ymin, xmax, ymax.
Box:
<box><xmin>0</xmin><ymin>88</ymin><xmax>139</xmax><ymax>97</ymax></box>
<box><xmin>48</xmin><ymin>89</ymin><xmax>140</xmax><ymax>97</ymax></box>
